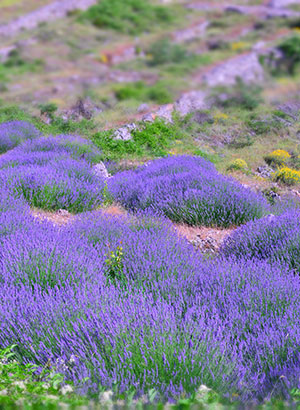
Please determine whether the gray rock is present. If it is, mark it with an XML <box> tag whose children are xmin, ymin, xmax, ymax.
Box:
<box><xmin>0</xmin><ymin>0</ymin><xmax>99</xmax><ymax>37</ymax></box>
<box><xmin>266</xmin><ymin>7</ymin><xmax>300</xmax><ymax>17</ymax></box>
<box><xmin>0</xmin><ymin>45</ymin><xmax>16</xmax><ymax>62</ymax></box>
<box><xmin>64</xmin><ymin>97</ymin><xmax>103</xmax><ymax>121</ymax></box>
<box><xmin>113</xmin><ymin>123</ymin><xmax>137</xmax><ymax>141</ymax></box>
<box><xmin>190</xmin><ymin>111</ymin><xmax>213</xmax><ymax>124</ymax></box>
<box><xmin>203</xmin><ymin>53</ymin><xmax>264</xmax><ymax>87</ymax></box>
<box><xmin>172</xmin><ymin>20</ymin><xmax>209</xmax><ymax>43</ymax></box>
<box><xmin>269</xmin><ymin>0</ymin><xmax>300</xmax><ymax>8</ymax></box>
<box><xmin>142</xmin><ymin>113</ymin><xmax>156</xmax><ymax>122</ymax></box>
<box><xmin>256</xmin><ymin>165</ymin><xmax>275</xmax><ymax>178</ymax></box>
<box><xmin>277</xmin><ymin>101</ymin><xmax>300</xmax><ymax>121</ymax></box>
<box><xmin>137</xmin><ymin>103</ymin><xmax>150</xmax><ymax>113</ymax></box>
<box><xmin>155</xmin><ymin>104</ymin><xmax>174</xmax><ymax>123</ymax></box>
<box><xmin>93</xmin><ymin>162</ymin><xmax>109</xmax><ymax>179</ymax></box>
<box><xmin>174</xmin><ymin>91</ymin><xmax>209</xmax><ymax>116</ymax></box>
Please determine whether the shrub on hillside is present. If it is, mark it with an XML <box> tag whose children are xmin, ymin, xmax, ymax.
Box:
<box><xmin>115</xmin><ymin>81</ymin><xmax>172</xmax><ymax>104</ymax></box>
<box><xmin>264</xmin><ymin>149</ymin><xmax>291</xmax><ymax>167</ymax></box>
<box><xmin>93</xmin><ymin>119</ymin><xmax>182</xmax><ymax>159</ymax></box>
<box><xmin>213</xmin><ymin>80</ymin><xmax>263</xmax><ymax>111</ymax></box>
<box><xmin>147</xmin><ymin>38</ymin><xmax>189</xmax><ymax>66</ymax></box>
<box><xmin>109</xmin><ymin>155</ymin><xmax>268</xmax><ymax>227</ymax></box>
<box><xmin>79</xmin><ymin>0</ymin><xmax>173</xmax><ymax>35</ymax></box>
<box><xmin>277</xmin><ymin>35</ymin><xmax>300</xmax><ymax>74</ymax></box>
<box><xmin>273</xmin><ymin>166</ymin><xmax>300</xmax><ymax>185</ymax></box>
<box><xmin>227</xmin><ymin>158</ymin><xmax>248</xmax><ymax>172</ymax></box>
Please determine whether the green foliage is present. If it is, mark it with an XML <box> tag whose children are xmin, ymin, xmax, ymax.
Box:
<box><xmin>115</xmin><ymin>81</ymin><xmax>172</xmax><ymax>104</ymax></box>
<box><xmin>104</xmin><ymin>243</ymin><xmax>126</xmax><ymax>287</ymax></box>
<box><xmin>147</xmin><ymin>38</ymin><xmax>188</xmax><ymax>66</ymax></box>
<box><xmin>0</xmin><ymin>105</ymin><xmax>96</xmax><ymax>138</ymax></box>
<box><xmin>246</xmin><ymin>114</ymin><xmax>284</xmax><ymax>135</ymax></box>
<box><xmin>278</xmin><ymin>35</ymin><xmax>300</xmax><ymax>74</ymax></box>
<box><xmin>39</xmin><ymin>103</ymin><xmax>58</xmax><ymax>120</ymax></box>
<box><xmin>93</xmin><ymin>119</ymin><xmax>183</xmax><ymax>160</ymax></box>
<box><xmin>79</xmin><ymin>0</ymin><xmax>173</xmax><ymax>35</ymax></box>
<box><xmin>213</xmin><ymin>80</ymin><xmax>263</xmax><ymax>111</ymax></box>
<box><xmin>0</xmin><ymin>345</ymin><xmax>88</xmax><ymax>408</ymax></box>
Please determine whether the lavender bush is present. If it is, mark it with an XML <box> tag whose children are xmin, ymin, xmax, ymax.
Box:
<box><xmin>0</xmin><ymin>210</ymin><xmax>299</xmax><ymax>403</ymax></box>
<box><xmin>0</xmin><ymin>121</ymin><xmax>41</xmax><ymax>153</ymax></box>
<box><xmin>0</xmin><ymin>136</ymin><xmax>105</xmax><ymax>212</ymax></box>
<box><xmin>109</xmin><ymin>155</ymin><xmax>268</xmax><ymax>227</ymax></box>
<box><xmin>221</xmin><ymin>209</ymin><xmax>300</xmax><ymax>273</ymax></box>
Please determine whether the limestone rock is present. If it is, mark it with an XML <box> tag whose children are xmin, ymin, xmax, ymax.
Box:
<box><xmin>93</xmin><ymin>162</ymin><xmax>109</xmax><ymax>179</ymax></box>
<box><xmin>113</xmin><ymin>123</ymin><xmax>137</xmax><ymax>141</ymax></box>
<box><xmin>203</xmin><ymin>53</ymin><xmax>264</xmax><ymax>87</ymax></box>
<box><xmin>174</xmin><ymin>91</ymin><xmax>209</xmax><ymax>116</ymax></box>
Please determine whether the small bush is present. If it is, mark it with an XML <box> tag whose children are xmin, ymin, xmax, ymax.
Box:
<box><xmin>115</xmin><ymin>81</ymin><xmax>172</xmax><ymax>104</ymax></box>
<box><xmin>273</xmin><ymin>166</ymin><xmax>300</xmax><ymax>186</ymax></box>
<box><xmin>147</xmin><ymin>38</ymin><xmax>189</xmax><ymax>66</ymax></box>
<box><xmin>93</xmin><ymin>119</ymin><xmax>182</xmax><ymax>159</ymax></box>
<box><xmin>213</xmin><ymin>80</ymin><xmax>263</xmax><ymax>111</ymax></box>
<box><xmin>264</xmin><ymin>149</ymin><xmax>291</xmax><ymax>167</ymax></box>
<box><xmin>79</xmin><ymin>0</ymin><xmax>173</xmax><ymax>35</ymax></box>
<box><xmin>227</xmin><ymin>159</ymin><xmax>248</xmax><ymax>172</ymax></box>
<box><xmin>277</xmin><ymin>35</ymin><xmax>300</xmax><ymax>75</ymax></box>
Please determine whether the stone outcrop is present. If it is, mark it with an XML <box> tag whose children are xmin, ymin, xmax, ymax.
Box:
<box><xmin>0</xmin><ymin>0</ymin><xmax>98</xmax><ymax>37</ymax></box>
<box><xmin>203</xmin><ymin>53</ymin><xmax>264</xmax><ymax>87</ymax></box>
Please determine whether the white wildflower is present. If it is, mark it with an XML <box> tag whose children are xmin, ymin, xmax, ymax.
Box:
<box><xmin>60</xmin><ymin>385</ymin><xmax>73</xmax><ymax>395</ymax></box>
<box><xmin>12</xmin><ymin>380</ymin><xmax>26</xmax><ymax>389</ymax></box>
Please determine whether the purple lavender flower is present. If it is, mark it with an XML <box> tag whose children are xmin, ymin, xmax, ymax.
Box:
<box><xmin>109</xmin><ymin>155</ymin><xmax>268</xmax><ymax>227</ymax></box>
<box><xmin>221</xmin><ymin>209</ymin><xmax>300</xmax><ymax>273</ymax></box>
<box><xmin>0</xmin><ymin>121</ymin><xmax>41</xmax><ymax>153</ymax></box>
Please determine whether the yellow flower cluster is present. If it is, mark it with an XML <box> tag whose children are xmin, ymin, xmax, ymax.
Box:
<box><xmin>264</xmin><ymin>149</ymin><xmax>291</xmax><ymax>166</ymax></box>
<box><xmin>227</xmin><ymin>158</ymin><xmax>248</xmax><ymax>172</ymax></box>
<box><xmin>273</xmin><ymin>167</ymin><xmax>300</xmax><ymax>186</ymax></box>
<box><xmin>231</xmin><ymin>41</ymin><xmax>248</xmax><ymax>51</ymax></box>
<box><xmin>214</xmin><ymin>112</ymin><xmax>229</xmax><ymax>123</ymax></box>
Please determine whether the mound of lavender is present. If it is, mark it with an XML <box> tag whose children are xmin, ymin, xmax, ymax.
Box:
<box><xmin>0</xmin><ymin>136</ymin><xmax>105</xmax><ymax>213</ymax></box>
<box><xmin>0</xmin><ymin>210</ymin><xmax>299</xmax><ymax>403</ymax></box>
<box><xmin>0</xmin><ymin>121</ymin><xmax>41</xmax><ymax>153</ymax></box>
<box><xmin>221</xmin><ymin>209</ymin><xmax>300</xmax><ymax>273</ymax></box>
<box><xmin>109</xmin><ymin>155</ymin><xmax>268</xmax><ymax>227</ymax></box>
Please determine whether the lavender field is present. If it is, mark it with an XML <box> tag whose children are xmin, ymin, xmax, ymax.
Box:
<box><xmin>0</xmin><ymin>120</ymin><xmax>299</xmax><ymax>409</ymax></box>
<box><xmin>1</xmin><ymin>0</ymin><xmax>300</xmax><ymax>408</ymax></box>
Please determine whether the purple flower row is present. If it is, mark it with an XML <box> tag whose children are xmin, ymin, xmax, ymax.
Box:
<box><xmin>0</xmin><ymin>121</ymin><xmax>41</xmax><ymax>153</ymax></box>
<box><xmin>109</xmin><ymin>155</ymin><xmax>269</xmax><ymax>227</ymax></box>
<box><xmin>0</xmin><ymin>136</ymin><xmax>105</xmax><ymax>213</ymax></box>
<box><xmin>0</xmin><ymin>199</ymin><xmax>299</xmax><ymax>402</ymax></box>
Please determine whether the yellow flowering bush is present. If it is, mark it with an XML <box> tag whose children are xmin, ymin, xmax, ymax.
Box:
<box><xmin>273</xmin><ymin>166</ymin><xmax>300</xmax><ymax>185</ymax></box>
<box><xmin>214</xmin><ymin>112</ymin><xmax>229</xmax><ymax>124</ymax></box>
<box><xmin>227</xmin><ymin>158</ymin><xmax>248</xmax><ymax>172</ymax></box>
<box><xmin>231</xmin><ymin>41</ymin><xmax>248</xmax><ymax>51</ymax></box>
<box><xmin>264</xmin><ymin>149</ymin><xmax>291</xmax><ymax>166</ymax></box>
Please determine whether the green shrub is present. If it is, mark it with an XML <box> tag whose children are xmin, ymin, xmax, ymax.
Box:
<box><xmin>79</xmin><ymin>0</ymin><xmax>173</xmax><ymax>35</ymax></box>
<box><xmin>39</xmin><ymin>102</ymin><xmax>58</xmax><ymax>119</ymax></box>
<box><xmin>93</xmin><ymin>119</ymin><xmax>183</xmax><ymax>159</ymax></box>
<box><xmin>213</xmin><ymin>80</ymin><xmax>263</xmax><ymax>111</ymax></box>
<box><xmin>277</xmin><ymin>35</ymin><xmax>300</xmax><ymax>74</ymax></box>
<box><xmin>115</xmin><ymin>81</ymin><xmax>172</xmax><ymax>104</ymax></box>
<box><xmin>227</xmin><ymin>158</ymin><xmax>248</xmax><ymax>172</ymax></box>
<box><xmin>147</xmin><ymin>38</ymin><xmax>188</xmax><ymax>66</ymax></box>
